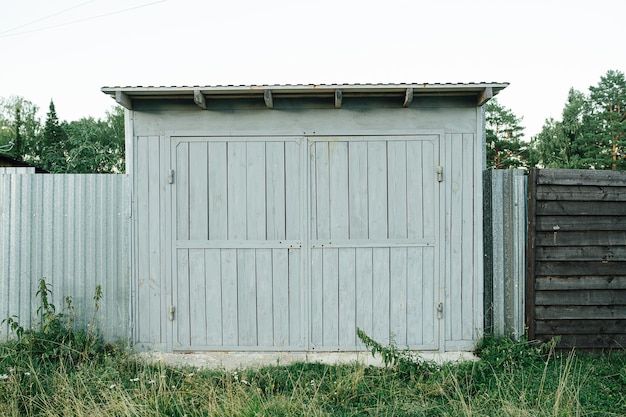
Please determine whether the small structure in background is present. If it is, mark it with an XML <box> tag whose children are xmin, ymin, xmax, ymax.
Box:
<box><xmin>0</xmin><ymin>153</ymin><xmax>48</xmax><ymax>174</ymax></box>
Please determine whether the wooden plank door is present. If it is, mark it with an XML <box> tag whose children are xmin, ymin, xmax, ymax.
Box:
<box><xmin>309</xmin><ymin>136</ymin><xmax>440</xmax><ymax>350</ymax></box>
<box><xmin>171</xmin><ymin>137</ymin><xmax>305</xmax><ymax>351</ymax></box>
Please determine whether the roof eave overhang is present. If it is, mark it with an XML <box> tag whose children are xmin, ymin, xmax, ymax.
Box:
<box><xmin>101</xmin><ymin>83</ymin><xmax>508</xmax><ymax>110</ymax></box>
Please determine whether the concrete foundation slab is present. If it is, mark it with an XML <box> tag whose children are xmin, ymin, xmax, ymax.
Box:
<box><xmin>137</xmin><ymin>351</ymin><xmax>478</xmax><ymax>371</ymax></box>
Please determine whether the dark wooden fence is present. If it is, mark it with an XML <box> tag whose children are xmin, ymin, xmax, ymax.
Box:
<box><xmin>527</xmin><ymin>169</ymin><xmax>626</xmax><ymax>349</ymax></box>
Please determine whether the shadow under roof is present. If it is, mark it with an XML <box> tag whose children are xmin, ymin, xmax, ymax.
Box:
<box><xmin>101</xmin><ymin>82</ymin><xmax>508</xmax><ymax>109</ymax></box>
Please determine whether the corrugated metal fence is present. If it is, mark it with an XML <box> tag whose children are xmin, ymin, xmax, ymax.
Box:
<box><xmin>484</xmin><ymin>169</ymin><xmax>527</xmax><ymax>339</ymax></box>
<box><xmin>0</xmin><ymin>174</ymin><xmax>130</xmax><ymax>342</ymax></box>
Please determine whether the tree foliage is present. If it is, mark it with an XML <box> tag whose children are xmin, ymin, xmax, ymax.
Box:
<box><xmin>41</xmin><ymin>100</ymin><xmax>69</xmax><ymax>172</ymax></box>
<box><xmin>531</xmin><ymin>70</ymin><xmax>626</xmax><ymax>170</ymax></box>
<box><xmin>64</xmin><ymin>106</ymin><xmax>125</xmax><ymax>173</ymax></box>
<box><xmin>0</xmin><ymin>97</ymin><xmax>124</xmax><ymax>173</ymax></box>
<box><xmin>0</xmin><ymin>96</ymin><xmax>41</xmax><ymax>162</ymax></box>
<box><xmin>485</xmin><ymin>99</ymin><xmax>529</xmax><ymax>169</ymax></box>
<box><xmin>531</xmin><ymin>89</ymin><xmax>589</xmax><ymax>168</ymax></box>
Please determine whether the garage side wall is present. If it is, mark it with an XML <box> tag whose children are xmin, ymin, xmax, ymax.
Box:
<box><xmin>129</xmin><ymin>98</ymin><xmax>485</xmax><ymax>351</ymax></box>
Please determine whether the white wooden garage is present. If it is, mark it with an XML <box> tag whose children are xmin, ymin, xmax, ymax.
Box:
<box><xmin>102</xmin><ymin>83</ymin><xmax>507</xmax><ymax>353</ymax></box>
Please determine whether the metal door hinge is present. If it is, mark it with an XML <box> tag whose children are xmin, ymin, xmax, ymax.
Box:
<box><xmin>169</xmin><ymin>306</ymin><xmax>176</xmax><ymax>321</ymax></box>
<box><xmin>167</xmin><ymin>169</ymin><xmax>175</xmax><ymax>184</ymax></box>
<box><xmin>437</xmin><ymin>302</ymin><xmax>443</xmax><ymax>319</ymax></box>
<box><xmin>436</xmin><ymin>166</ymin><xmax>443</xmax><ymax>182</ymax></box>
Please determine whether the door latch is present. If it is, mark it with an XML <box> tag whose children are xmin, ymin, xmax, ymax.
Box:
<box><xmin>437</xmin><ymin>302</ymin><xmax>443</xmax><ymax>319</ymax></box>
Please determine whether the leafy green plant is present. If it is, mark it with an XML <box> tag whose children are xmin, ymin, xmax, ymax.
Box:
<box><xmin>356</xmin><ymin>327</ymin><xmax>438</xmax><ymax>380</ymax></box>
<box><xmin>1</xmin><ymin>278</ymin><xmax>106</xmax><ymax>369</ymax></box>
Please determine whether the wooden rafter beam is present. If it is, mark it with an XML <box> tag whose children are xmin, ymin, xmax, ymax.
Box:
<box><xmin>194</xmin><ymin>89</ymin><xmax>207</xmax><ymax>110</ymax></box>
<box><xmin>403</xmin><ymin>88</ymin><xmax>414</xmax><ymax>108</ymax></box>
<box><xmin>115</xmin><ymin>91</ymin><xmax>132</xmax><ymax>109</ymax></box>
<box><xmin>478</xmin><ymin>87</ymin><xmax>493</xmax><ymax>106</ymax></box>
<box><xmin>264</xmin><ymin>89</ymin><xmax>273</xmax><ymax>109</ymax></box>
<box><xmin>334</xmin><ymin>89</ymin><xmax>343</xmax><ymax>109</ymax></box>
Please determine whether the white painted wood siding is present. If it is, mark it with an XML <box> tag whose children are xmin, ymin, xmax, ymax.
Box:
<box><xmin>309</xmin><ymin>136</ymin><xmax>438</xmax><ymax>350</ymax></box>
<box><xmin>129</xmin><ymin>100</ymin><xmax>485</xmax><ymax>352</ymax></box>
<box><xmin>443</xmin><ymin>133</ymin><xmax>484</xmax><ymax>350</ymax></box>
<box><xmin>172</xmin><ymin>138</ymin><xmax>304</xmax><ymax>350</ymax></box>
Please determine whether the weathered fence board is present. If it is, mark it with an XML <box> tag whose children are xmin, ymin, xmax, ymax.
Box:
<box><xmin>527</xmin><ymin>168</ymin><xmax>626</xmax><ymax>349</ymax></box>
<box><xmin>0</xmin><ymin>174</ymin><xmax>130</xmax><ymax>342</ymax></box>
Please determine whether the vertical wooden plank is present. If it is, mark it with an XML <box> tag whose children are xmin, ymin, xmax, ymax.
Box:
<box><xmin>348</xmin><ymin>142</ymin><xmax>368</xmax><ymax>239</ymax></box>
<box><xmin>221</xmin><ymin>249</ymin><xmax>238</xmax><ymax>346</ymax></box>
<box><xmin>315</xmin><ymin>142</ymin><xmax>331</xmax><ymax>240</ymax></box>
<box><xmin>388</xmin><ymin>141</ymin><xmax>407</xmax><ymax>239</ymax></box>
<box><xmin>461</xmin><ymin>134</ymin><xmax>475</xmax><ymax>340</ymax></box>
<box><xmin>285</xmin><ymin>141</ymin><xmax>300</xmax><ymax>240</ymax></box>
<box><xmin>368</xmin><ymin>141</ymin><xmax>388</xmax><ymax>239</ymax></box>
<box><xmin>237</xmin><ymin>248</ymin><xmax>257</xmax><ymax>346</ymax></box>
<box><xmin>372</xmin><ymin>248</ymin><xmax>390</xmax><ymax>344</ymax></box>
<box><xmin>322</xmin><ymin>248</ymin><xmax>339</xmax><ymax>346</ymax></box>
<box><xmin>256</xmin><ymin>248</ymin><xmax>274</xmax><ymax>346</ymax></box>
<box><xmin>526</xmin><ymin>168</ymin><xmax>538</xmax><ymax>340</ymax></box>
<box><xmin>227</xmin><ymin>142</ymin><xmax>247</xmax><ymax>240</ymax></box>
<box><xmin>390</xmin><ymin>247</ymin><xmax>408</xmax><ymax>346</ymax></box>
<box><xmin>407</xmin><ymin>141</ymin><xmax>424</xmax><ymax>239</ymax></box>
<box><xmin>338</xmin><ymin>248</ymin><xmax>356</xmax><ymax>347</ymax></box>
<box><xmin>310</xmin><ymin>248</ymin><xmax>323</xmax><ymax>346</ymax></box>
<box><xmin>424</xmin><ymin>247</ymin><xmax>437</xmax><ymax>346</ymax></box>
<box><xmin>205</xmin><ymin>249</ymin><xmax>222</xmax><ymax>346</ymax></box>
<box><xmin>176</xmin><ymin>142</ymin><xmax>190</xmax><ymax>241</ymax></box>
<box><xmin>266</xmin><ymin>142</ymin><xmax>286</xmax><ymax>240</ymax></box>
<box><xmin>329</xmin><ymin>140</ymin><xmax>349</xmax><ymax>239</ymax></box>
<box><xmin>272</xmin><ymin>249</ymin><xmax>289</xmax><ymax>346</ymax></box>
<box><xmin>247</xmin><ymin>142</ymin><xmax>266</xmax><ymax>240</ymax></box>
<box><xmin>189</xmin><ymin>142</ymin><xmax>208</xmax><ymax>240</ymax></box>
<box><xmin>406</xmin><ymin>247</ymin><xmax>424</xmax><ymax>345</ymax></box>
<box><xmin>158</xmin><ymin>135</ymin><xmax>169</xmax><ymax>348</ymax></box>
<box><xmin>448</xmin><ymin>134</ymin><xmax>463</xmax><ymax>341</ymax></box>
<box><xmin>288</xmin><ymin>248</ymin><xmax>302</xmax><ymax>347</ymax></box>
<box><xmin>208</xmin><ymin>142</ymin><xmax>228</xmax><ymax>240</ymax></box>
<box><xmin>189</xmin><ymin>248</ymin><xmax>207</xmax><ymax>346</ymax></box>
<box><xmin>176</xmin><ymin>249</ymin><xmax>190</xmax><ymax>347</ymax></box>
<box><xmin>422</xmin><ymin>140</ymin><xmax>436</xmax><ymax>239</ymax></box>
<box><xmin>136</xmin><ymin>137</ymin><xmax>151</xmax><ymax>344</ymax></box>
<box><xmin>355</xmin><ymin>248</ymin><xmax>373</xmax><ymax>346</ymax></box>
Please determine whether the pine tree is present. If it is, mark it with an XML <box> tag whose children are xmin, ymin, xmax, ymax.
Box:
<box><xmin>485</xmin><ymin>99</ymin><xmax>529</xmax><ymax>169</ymax></box>
<box><xmin>586</xmin><ymin>70</ymin><xmax>626</xmax><ymax>169</ymax></box>
<box><xmin>41</xmin><ymin>100</ymin><xmax>68</xmax><ymax>172</ymax></box>
<box><xmin>531</xmin><ymin>89</ymin><xmax>589</xmax><ymax>168</ymax></box>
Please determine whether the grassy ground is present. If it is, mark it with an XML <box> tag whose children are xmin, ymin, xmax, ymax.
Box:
<box><xmin>0</xmin><ymin>334</ymin><xmax>624</xmax><ymax>417</ymax></box>
<box><xmin>2</xmin><ymin>281</ymin><xmax>624</xmax><ymax>416</ymax></box>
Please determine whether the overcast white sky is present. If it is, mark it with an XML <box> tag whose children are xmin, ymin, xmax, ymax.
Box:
<box><xmin>1</xmin><ymin>0</ymin><xmax>624</xmax><ymax>139</ymax></box>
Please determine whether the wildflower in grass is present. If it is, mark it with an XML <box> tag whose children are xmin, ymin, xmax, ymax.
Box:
<box><xmin>24</xmin><ymin>372</ymin><xmax>31</xmax><ymax>376</ymax></box>
<box><xmin>109</xmin><ymin>384</ymin><xmax>116</xmax><ymax>389</ymax></box>
<box><xmin>148</xmin><ymin>380</ymin><xmax>155</xmax><ymax>385</ymax></box>
<box><xmin>0</xmin><ymin>374</ymin><xmax>8</xmax><ymax>380</ymax></box>
<box><xmin>130</xmin><ymin>377</ymin><xmax>140</xmax><ymax>382</ymax></box>
<box><xmin>188</xmin><ymin>372</ymin><xmax>194</xmax><ymax>377</ymax></box>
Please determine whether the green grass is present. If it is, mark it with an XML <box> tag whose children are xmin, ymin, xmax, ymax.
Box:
<box><xmin>2</xmin><ymin>281</ymin><xmax>624</xmax><ymax>416</ymax></box>
<box><xmin>0</xmin><ymin>335</ymin><xmax>624</xmax><ymax>416</ymax></box>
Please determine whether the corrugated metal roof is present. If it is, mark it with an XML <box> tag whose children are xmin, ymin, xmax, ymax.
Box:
<box><xmin>101</xmin><ymin>82</ymin><xmax>508</xmax><ymax>109</ymax></box>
